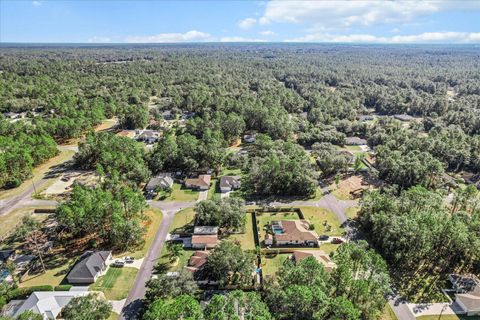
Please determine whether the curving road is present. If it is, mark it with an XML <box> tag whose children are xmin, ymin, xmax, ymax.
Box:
<box><xmin>119</xmin><ymin>201</ymin><xmax>195</xmax><ymax>320</ymax></box>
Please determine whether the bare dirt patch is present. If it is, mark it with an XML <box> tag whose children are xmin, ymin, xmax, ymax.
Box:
<box><xmin>330</xmin><ymin>174</ymin><xmax>375</xmax><ymax>200</ymax></box>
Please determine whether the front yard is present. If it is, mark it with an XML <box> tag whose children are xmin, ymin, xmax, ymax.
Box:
<box><xmin>169</xmin><ymin>207</ymin><xmax>196</xmax><ymax>234</ymax></box>
<box><xmin>298</xmin><ymin>206</ymin><xmax>343</xmax><ymax>236</ymax></box>
<box><xmin>164</xmin><ymin>183</ymin><xmax>199</xmax><ymax>202</ymax></box>
<box><xmin>90</xmin><ymin>267</ymin><xmax>138</xmax><ymax>300</ymax></box>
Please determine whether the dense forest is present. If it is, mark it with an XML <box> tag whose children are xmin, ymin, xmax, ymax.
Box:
<box><xmin>1</xmin><ymin>44</ymin><xmax>480</xmax><ymax>318</ymax></box>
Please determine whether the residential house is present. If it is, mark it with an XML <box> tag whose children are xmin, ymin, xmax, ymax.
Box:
<box><xmin>191</xmin><ymin>235</ymin><xmax>218</xmax><ymax>249</ymax></box>
<box><xmin>162</xmin><ymin>110</ymin><xmax>174</xmax><ymax>120</ymax></box>
<box><xmin>243</xmin><ymin>134</ymin><xmax>256</xmax><ymax>143</ymax></box>
<box><xmin>449</xmin><ymin>274</ymin><xmax>480</xmax><ymax>316</ymax></box>
<box><xmin>0</xmin><ymin>250</ymin><xmax>16</xmax><ymax>264</ymax></box>
<box><xmin>191</xmin><ymin>226</ymin><xmax>218</xmax><ymax>249</ymax></box>
<box><xmin>136</xmin><ymin>130</ymin><xmax>160</xmax><ymax>144</ymax></box>
<box><xmin>219</xmin><ymin>176</ymin><xmax>241</xmax><ymax>193</ymax></box>
<box><xmin>345</xmin><ymin>136</ymin><xmax>367</xmax><ymax>146</ymax></box>
<box><xmin>265</xmin><ymin>220</ymin><xmax>319</xmax><ymax>247</ymax></box>
<box><xmin>6</xmin><ymin>291</ymin><xmax>89</xmax><ymax>319</ymax></box>
<box><xmin>357</xmin><ymin>115</ymin><xmax>374</xmax><ymax>122</ymax></box>
<box><xmin>184</xmin><ymin>175</ymin><xmax>211</xmax><ymax>191</ymax></box>
<box><xmin>67</xmin><ymin>251</ymin><xmax>111</xmax><ymax>284</ymax></box>
<box><xmin>292</xmin><ymin>250</ymin><xmax>336</xmax><ymax>272</ymax></box>
<box><xmin>145</xmin><ymin>174</ymin><xmax>174</xmax><ymax>194</ymax></box>
<box><xmin>393</xmin><ymin>114</ymin><xmax>414</xmax><ymax>122</ymax></box>
<box><xmin>184</xmin><ymin>251</ymin><xmax>210</xmax><ymax>273</ymax></box>
<box><xmin>193</xmin><ymin>226</ymin><xmax>219</xmax><ymax>235</ymax></box>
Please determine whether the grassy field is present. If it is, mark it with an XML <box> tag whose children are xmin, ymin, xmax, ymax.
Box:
<box><xmin>165</xmin><ymin>183</ymin><xmax>199</xmax><ymax>201</ymax></box>
<box><xmin>0</xmin><ymin>208</ymin><xmax>52</xmax><ymax>240</ymax></box>
<box><xmin>298</xmin><ymin>206</ymin><xmax>343</xmax><ymax>236</ymax></box>
<box><xmin>158</xmin><ymin>247</ymin><xmax>194</xmax><ymax>273</ymax></box>
<box><xmin>319</xmin><ymin>243</ymin><xmax>342</xmax><ymax>254</ymax></box>
<box><xmin>380</xmin><ymin>304</ymin><xmax>398</xmax><ymax>320</ymax></box>
<box><xmin>0</xmin><ymin>149</ymin><xmax>75</xmax><ymax>201</ymax></box>
<box><xmin>308</xmin><ymin>187</ymin><xmax>323</xmax><ymax>201</ymax></box>
<box><xmin>346</xmin><ymin>206</ymin><xmax>360</xmax><ymax>219</ymax></box>
<box><xmin>170</xmin><ymin>207</ymin><xmax>196</xmax><ymax>234</ymax></box>
<box><xmin>19</xmin><ymin>257</ymin><xmax>77</xmax><ymax>288</ymax></box>
<box><xmin>261</xmin><ymin>253</ymin><xmax>289</xmax><ymax>276</ymax></box>
<box><xmin>207</xmin><ymin>179</ymin><xmax>222</xmax><ymax>200</ymax></box>
<box><xmin>228</xmin><ymin>213</ymin><xmax>255</xmax><ymax>250</ymax></box>
<box><xmin>256</xmin><ymin>211</ymin><xmax>299</xmax><ymax>230</ymax></box>
<box><xmin>90</xmin><ymin>267</ymin><xmax>138</xmax><ymax>300</ymax></box>
<box><xmin>221</xmin><ymin>168</ymin><xmax>242</xmax><ymax>176</ymax></box>
<box><xmin>117</xmin><ymin>207</ymin><xmax>163</xmax><ymax>259</ymax></box>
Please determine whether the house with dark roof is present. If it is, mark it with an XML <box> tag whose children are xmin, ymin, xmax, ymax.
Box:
<box><xmin>449</xmin><ymin>274</ymin><xmax>480</xmax><ymax>316</ymax></box>
<box><xmin>184</xmin><ymin>175</ymin><xmax>211</xmax><ymax>191</ymax></box>
<box><xmin>67</xmin><ymin>251</ymin><xmax>111</xmax><ymax>284</ymax></box>
<box><xmin>0</xmin><ymin>250</ymin><xmax>15</xmax><ymax>264</ymax></box>
<box><xmin>219</xmin><ymin>176</ymin><xmax>241</xmax><ymax>193</ymax></box>
<box><xmin>145</xmin><ymin>174</ymin><xmax>174</xmax><ymax>194</ymax></box>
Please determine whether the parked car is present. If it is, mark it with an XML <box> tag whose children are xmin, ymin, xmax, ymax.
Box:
<box><xmin>61</xmin><ymin>176</ymin><xmax>70</xmax><ymax>182</ymax></box>
<box><xmin>331</xmin><ymin>238</ymin><xmax>344</xmax><ymax>244</ymax></box>
<box><xmin>125</xmin><ymin>256</ymin><xmax>134</xmax><ymax>263</ymax></box>
<box><xmin>112</xmin><ymin>260</ymin><xmax>125</xmax><ymax>268</ymax></box>
<box><xmin>319</xmin><ymin>234</ymin><xmax>329</xmax><ymax>241</ymax></box>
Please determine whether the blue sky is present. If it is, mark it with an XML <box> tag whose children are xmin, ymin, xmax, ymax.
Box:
<box><xmin>1</xmin><ymin>0</ymin><xmax>479</xmax><ymax>43</ymax></box>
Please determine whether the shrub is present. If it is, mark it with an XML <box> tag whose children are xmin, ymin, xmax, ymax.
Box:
<box><xmin>54</xmin><ymin>284</ymin><xmax>73</xmax><ymax>291</ymax></box>
<box><xmin>8</xmin><ymin>285</ymin><xmax>53</xmax><ymax>301</ymax></box>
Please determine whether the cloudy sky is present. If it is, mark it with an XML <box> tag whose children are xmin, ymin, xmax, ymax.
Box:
<box><xmin>1</xmin><ymin>0</ymin><xmax>479</xmax><ymax>43</ymax></box>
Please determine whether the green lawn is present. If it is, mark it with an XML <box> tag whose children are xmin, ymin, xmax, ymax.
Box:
<box><xmin>308</xmin><ymin>187</ymin><xmax>323</xmax><ymax>201</ymax></box>
<box><xmin>208</xmin><ymin>179</ymin><xmax>221</xmax><ymax>200</ymax></box>
<box><xmin>261</xmin><ymin>253</ymin><xmax>290</xmax><ymax>277</ymax></box>
<box><xmin>0</xmin><ymin>207</ymin><xmax>52</xmax><ymax>240</ymax></box>
<box><xmin>20</xmin><ymin>257</ymin><xmax>76</xmax><ymax>288</ymax></box>
<box><xmin>380</xmin><ymin>304</ymin><xmax>398</xmax><ymax>320</ymax></box>
<box><xmin>298</xmin><ymin>206</ymin><xmax>344</xmax><ymax>236</ymax></box>
<box><xmin>165</xmin><ymin>183</ymin><xmax>199</xmax><ymax>202</ymax></box>
<box><xmin>117</xmin><ymin>208</ymin><xmax>163</xmax><ymax>259</ymax></box>
<box><xmin>346</xmin><ymin>206</ymin><xmax>360</xmax><ymax>219</ymax></box>
<box><xmin>170</xmin><ymin>208</ymin><xmax>196</xmax><ymax>234</ymax></box>
<box><xmin>319</xmin><ymin>243</ymin><xmax>342</xmax><ymax>254</ymax></box>
<box><xmin>228</xmin><ymin>213</ymin><xmax>255</xmax><ymax>250</ymax></box>
<box><xmin>90</xmin><ymin>267</ymin><xmax>138</xmax><ymax>300</ymax></box>
<box><xmin>221</xmin><ymin>168</ymin><xmax>242</xmax><ymax>176</ymax></box>
<box><xmin>256</xmin><ymin>211</ymin><xmax>299</xmax><ymax>230</ymax></box>
<box><xmin>157</xmin><ymin>247</ymin><xmax>194</xmax><ymax>273</ymax></box>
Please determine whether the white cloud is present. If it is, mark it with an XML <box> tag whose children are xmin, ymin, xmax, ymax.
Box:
<box><xmin>259</xmin><ymin>1</ymin><xmax>480</xmax><ymax>30</ymax></box>
<box><xmin>239</xmin><ymin>18</ymin><xmax>257</xmax><ymax>30</ymax></box>
<box><xmin>391</xmin><ymin>28</ymin><xmax>401</xmax><ymax>34</ymax></box>
<box><xmin>220</xmin><ymin>36</ymin><xmax>266</xmax><ymax>42</ymax></box>
<box><xmin>125</xmin><ymin>30</ymin><xmax>212</xmax><ymax>43</ymax></box>
<box><xmin>286</xmin><ymin>31</ymin><xmax>480</xmax><ymax>44</ymax></box>
<box><xmin>32</xmin><ymin>1</ymin><xmax>41</xmax><ymax>6</ymax></box>
<box><xmin>88</xmin><ymin>36</ymin><xmax>111</xmax><ymax>43</ymax></box>
<box><xmin>260</xmin><ymin>30</ymin><xmax>275</xmax><ymax>36</ymax></box>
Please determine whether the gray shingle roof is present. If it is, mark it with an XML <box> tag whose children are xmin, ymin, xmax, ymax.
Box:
<box><xmin>67</xmin><ymin>251</ymin><xmax>111</xmax><ymax>282</ymax></box>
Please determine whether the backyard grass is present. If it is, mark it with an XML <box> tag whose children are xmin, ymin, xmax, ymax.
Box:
<box><xmin>0</xmin><ymin>208</ymin><xmax>52</xmax><ymax>240</ymax></box>
<box><xmin>298</xmin><ymin>206</ymin><xmax>343</xmax><ymax>236</ymax></box>
<box><xmin>0</xmin><ymin>149</ymin><xmax>75</xmax><ymax>201</ymax></box>
<box><xmin>19</xmin><ymin>257</ymin><xmax>77</xmax><ymax>288</ymax></box>
<box><xmin>261</xmin><ymin>253</ymin><xmax>289</xmax><ymax>276</ymax></box>
<box><xmin>221</xmin><ymin>168</ymin><xmax>242</xmax><ymax>176</ymax></box>
<box><xmin>228</xmin><ymin>213</ymin><xmax>255</xmax><ymax>250</ymax></box>
<box><xmin>90</xmin><ymin>267</ymin><xmax>138</xmax><ymax>300</ymax></box>
<box><xmin>330</xmin><ymin>185</ymin><xmax>351</xmax><ymax>200</ymax></box>
<box><xmin>170</xmin><ymin>207</ymin><xmax>196</xmax><ymax>233</ymax></box>
<box><xmin>255</xmin><ymin>211</ymin><xmax>299</xmax><ymax>231</ymax></box>
<box><xmin>165</xmin><ymin>183</ymin><xmax>199</xmax><ymax>201</ymax></box>
<box><xmin>118</xmin><ymin>207</ymin><xmax>163</xmax><ymax>259</ymax></box>
<box><xmin>319</xmin><ymin>243</ymin><xmax>342</xmax><ymax>254</ymax></box>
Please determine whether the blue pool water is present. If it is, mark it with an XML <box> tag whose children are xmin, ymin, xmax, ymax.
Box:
<box><xmin>273</xmin><ymin>229</ymin><xmax>284</xmax><ymax>234</ymax></box>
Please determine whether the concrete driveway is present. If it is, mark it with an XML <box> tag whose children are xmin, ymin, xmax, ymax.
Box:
<box><xmin>197</xmin><ymin>190</ymin><xmax>208</xmax><ymax>202</ymax></box>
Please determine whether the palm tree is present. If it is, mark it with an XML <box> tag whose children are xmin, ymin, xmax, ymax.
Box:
<box><xmin>167</xmin><ymin>243</ymin><xmax>184</xmax><ymax>264</ymax></box>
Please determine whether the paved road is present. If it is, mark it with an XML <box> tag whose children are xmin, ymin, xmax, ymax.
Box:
<box><xmin>0</xmin><ymin>179</ymin><xmax>54</xmax><ymax>216</ymax></box>
<box><xmin>389</xmin><ymin>295</ymin><xmax>415</xmax><ymax>320</ymax></box>
<box><xmin>119</xmin><ymin>201</ymin><xmax>195</xmax><ymax>320</ymax></box>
